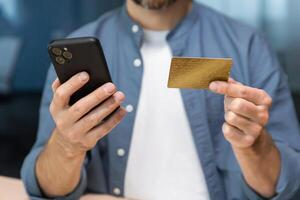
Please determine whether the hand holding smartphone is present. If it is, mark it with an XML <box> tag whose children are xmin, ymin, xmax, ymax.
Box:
<box><xmin>35</xmin><ymin>37</ymin><xmax>127</xmax><ymax>197</ymax></box>
<box><xmin>47</xmin><ymin>37</ymin><xmax>126</xmax><ymax>156</ymax></box>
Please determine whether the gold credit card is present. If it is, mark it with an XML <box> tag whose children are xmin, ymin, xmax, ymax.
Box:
<box><xmin>167</xmin><ymin>57</ymin><xmax>233</xmax><ymax>89</ymax></box>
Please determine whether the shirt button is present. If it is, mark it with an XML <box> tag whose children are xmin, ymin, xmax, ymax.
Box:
<box><xmin>113</xmin><ymin>187</ymin><xmax>121</xmax><ymax>196</ymax></box>
<box><xmin>133</xmin><ymin>58</ymin><xmax>142</xmax><ymax>67</ymax></box>
<box><xmin>117</xmin><ymin>148</ymin><xmax>126</xmax><ymax>157</ymax></box>
<box><xmin>132</xmin><ymin>24</ymin><xmax>139</xmax><ymax>33</ymax></box>
<box><xmin>126</xmin><ymin>104</ymin><xmax>134</xmax><ymax>113</ymax></box>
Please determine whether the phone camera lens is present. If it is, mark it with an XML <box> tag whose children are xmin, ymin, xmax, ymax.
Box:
<box><xmin>52</xmin><ymin>48</ymin><xmax>62</xmax><ymax>56</ymax></box>
<box><xmin>63</xmin><ymin>51</ymin><xmax>73</xmax><ymax>60</ymax></box>
<box><xmin>56</xmin><ymin>56</ymin><xmax>66</xmax><ymax>65</ymax></box>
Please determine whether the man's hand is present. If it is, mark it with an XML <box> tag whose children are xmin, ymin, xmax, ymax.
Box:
<box><xmin>209</xmin><ymin>78</ymin><xmax>281</xmax><ymax>198</ymax></box>
<box><xmin>49</xmin><ymin>72</ymin><xmax>127</xmax><ymax>158</ymax></box>
<box><xmin>209</xmin><ymin>78</ymin><xmax>272</xmax><ymax>149</ymax></box>
<box><xmin>36</xmin><ymin>72</ymin><xmax>127</xmax><ymax>197</ymax></box>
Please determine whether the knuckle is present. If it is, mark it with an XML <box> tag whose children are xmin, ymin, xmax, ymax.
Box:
<box><xmin>231</xmin><ymin>98</ymin><xmax>243</xmax><ymax>111</ymax></box>
<box><xmin>225</xmin><ymin>111</ymin><xmax>236</xmax><ymax>124</ymax></box>
<box><xmin>258</xmin><ymin>111</ymin><xmax>269</xmax><ymax>124</ymax></box>
<box><xmin>222</xmin><ymin>124</ymin><xmax>234</xmax><ymax>141</ymax></box>
<box><xmin>222</xmin><ymin>123</ymin><xmax>230</xmax><ymax>134</ymax></box>
<box><xmin>83</xmin><ymin>113</ymin><xmax>97</xmax><ymax>126</ymax></box>
<box><xmin>71</xmin><ymin>104</ymin><xmax>83</xmax><ymax>115</ymax></box>
<box><xmin>95</xmin><ymin>88</ymin><xmax>107</xmax><ymax>100</ymax></box>
<box><xmin>260</xmin><ymin>90</ymin><xmax>272</xmax><ymax>106</ymax></box>
<box><xmin>258</xmin><ymin>105</ymin><xmax>268</xmax><ymax>112</ymax></box>
<box><xmin>55</xmin><ymin>89</ymin><xmax>67</xmax><ymax>102</ymax></box>
<box><xmin>264</xmin><ymin>96</ymin><xmax>273</xmax><ymax>106</ymax></box>
<box><xmin>55</xmin><ymin>118</ymin><xmax>65</xmax><ymax>129</ymax></box>
<box><xmin>87</xmin><ymin>113</ymin><xmax>99</xmax><ymax>124</ymax></box>
<box><xmin>239</xmin><ymin>87</ymin><xmax>248</xmax><ymax>97</ymax></box>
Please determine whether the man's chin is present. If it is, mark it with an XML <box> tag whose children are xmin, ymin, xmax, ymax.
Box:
<box><xmin>132</xmin><ymin>0</ymin><xmax>178</xmax><ymax>10</ymax></box>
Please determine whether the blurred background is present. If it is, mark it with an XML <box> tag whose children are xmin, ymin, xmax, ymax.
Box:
<box><xmin>0</xmin><ymin>0</ymin><xmax>299</xmax><ymax>179</ymax></box>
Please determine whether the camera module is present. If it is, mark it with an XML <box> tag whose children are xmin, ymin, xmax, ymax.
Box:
<box><xmin>52</xmin><ymin>48</ymin><xmax>62</xmax><ymax>56</ymax></box>
<box><xmin>63</xmin><ymin>51</ymin><xmax>73</xmax><ymax>60</ymax></box>
<box><xmin>56</xmin><ymin>56</ymin><xmax>66</xmax><ymax>65</ymax></box>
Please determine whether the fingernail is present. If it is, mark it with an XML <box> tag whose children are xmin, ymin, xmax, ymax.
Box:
<box><xmin>104</xmin><ymin>83</ymin><xmax>115</xmax><ymax>93</ymax></box>
<box><xmin>209</xmin><ymin>82</ymin><xmax>218</xmax><ymax>91</ymax></box>
<box><xmin>79</xmin><ymin>72</ymin><xmax>89</xmax><ymax>82</ymax></box>
<box><xmin>114</xmin><ymin>91</ymin><xmax>125</xmax><ymax>101</ymax></box>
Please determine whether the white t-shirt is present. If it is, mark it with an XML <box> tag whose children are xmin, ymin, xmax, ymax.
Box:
<box><xmin>124</xmin><ymin>29</ymin><xmax>210</xmax><ymax>200</ymax></box>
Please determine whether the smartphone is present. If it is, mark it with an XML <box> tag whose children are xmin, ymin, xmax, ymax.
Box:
<box><xmin>48</xmin><ymin>37</ymin><xmax>112</xmax><ymax>106</ymax></box>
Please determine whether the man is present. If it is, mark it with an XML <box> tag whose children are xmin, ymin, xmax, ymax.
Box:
<box><xmin>22</xmin><ymin>0</ymin><xmax>300</xmax><ymax>199</ymax></box>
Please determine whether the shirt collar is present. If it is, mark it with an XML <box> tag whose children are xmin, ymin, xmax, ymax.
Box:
<box><xmin>119</xmin><ymin>1</ymin><xmax>199</xmax><ymax>54</ymax></box>
<box><xmin>120</xmin><ymin>4</ymin><xmax>144</xmax><ymax>47</ymax></box>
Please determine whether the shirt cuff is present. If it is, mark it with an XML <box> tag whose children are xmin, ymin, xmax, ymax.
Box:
<box><xmin>241</xmin><ymin>142</ymin><xmax>300</xmax><ymax>200</ymax></box>
<box><xmin>272</xmin><ymin>142</ymin><xmax>300</xmax><ymax>199</ymax></box>
<box><xmin>21</xmin><ymin>146</ymin><xmax>87</xmax><ymax>200</ymax></box>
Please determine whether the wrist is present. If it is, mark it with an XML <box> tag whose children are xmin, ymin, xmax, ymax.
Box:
<box><xmin>232</xmin><ymin>129</ymin><xmax>275</xmax><ymax>159</ymax></box>
<box><xmin>232</xmin><ymin>130</ymin><xmax>280</xmax><ymax>198</ymax></box>
<box><xmin>49</xmin><ymin>129</ymin><xmax>86</xmax><ymax>160</ymax></box>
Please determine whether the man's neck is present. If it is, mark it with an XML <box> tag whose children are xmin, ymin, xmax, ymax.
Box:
<box><xmin>126</xmin><ymin>0</ymin><xmax>193</xmax><ymax>31</ymax></box>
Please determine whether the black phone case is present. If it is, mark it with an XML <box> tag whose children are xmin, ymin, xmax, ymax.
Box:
<box><xmin>48</xmin><ymin>37</ymin><xmax>112</xmax><ymax>105</ymax></box>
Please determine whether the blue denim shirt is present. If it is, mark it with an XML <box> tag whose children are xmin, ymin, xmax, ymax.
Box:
<box><xmin>21</xmin><ymin>2</ymin><xmax>300</xmax><ymax>200</ymax></box>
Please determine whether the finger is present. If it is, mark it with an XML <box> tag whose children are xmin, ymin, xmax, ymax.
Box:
<box><xmin>225</xmin><ymin>97</ymin><xmax>258</xmax><ymax>119</ymax></box>
<box><xmin>225</xmin><ymin>111</ymin><xmax>263</xmax><ymax>139</ymax></box>
<box><xmin>224</xmin><ymin>95</ymin><xmax>230</xmax><ymax>112</ymax></box>
<box><xmin>68</xmin><ymin>83</ymin><xmax>117</xmax><ymax>122</ymax></box>
<box><xmin>51</xmin><ymin>78</ymin><xmax>60</xmax><ymax>93</ymax></box>
<box><xmin>53</xmin><ymin>72</ymin><xmax>89</xmax><ymax>108</ymax></box>
<box><xmin>72</xmin><ymin>91</ymin><xmax>125</xmax><ymax>135</ymax></box>
<box><xmin>225</xmin><ymin>97</ymin><xmax>269</xmax><ymax>125</ymax></box>
<box><xmin>222</xmin><ymin>122</ymin><xmax>255</xmax><ymax>148</ymax></box>
<box><xmin>209</xmin><ymin>81</ymin><xmax>272</xmax><ymax>106</ymax></box>
<box><xmin>85</xmin><ymin>107</ymin><xmax>127</xmax><ymax>144</ymax></box>
<box><xmin>223</xmin><ymin>78</ymin><xmax>242</xmax><ymax>112</ymax></box>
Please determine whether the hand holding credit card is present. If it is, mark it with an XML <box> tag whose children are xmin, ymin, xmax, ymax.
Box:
<box><xmin>167</xmin><ymin>57</ymin><xmax>232</xmax><ymax>89</ymax></box>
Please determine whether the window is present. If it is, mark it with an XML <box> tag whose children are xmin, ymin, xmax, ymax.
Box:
<box><xmin>0</xmin><ymin>1</ymin><xmax>122</xmax><ymax>92</ymax></box>
<box><xmin>196</xmin><ymin>0</ymin><xmax>300</xmax><ymax>92</ymax></box>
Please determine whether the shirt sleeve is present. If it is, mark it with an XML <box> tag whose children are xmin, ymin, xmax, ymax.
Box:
<box><xmin>21</xmin><ymin>66</ymin><xmax>88</xmax><ymax>199</ymax></box>
<box><xmin>242</xmin><ymin>142</ymin><xmax>300</xmax><ymax>200</ymax></box>
<box><xmin>240</xmin><ymin>33</ymin><xmax>300</xmax><ymax>199</ymax></box>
